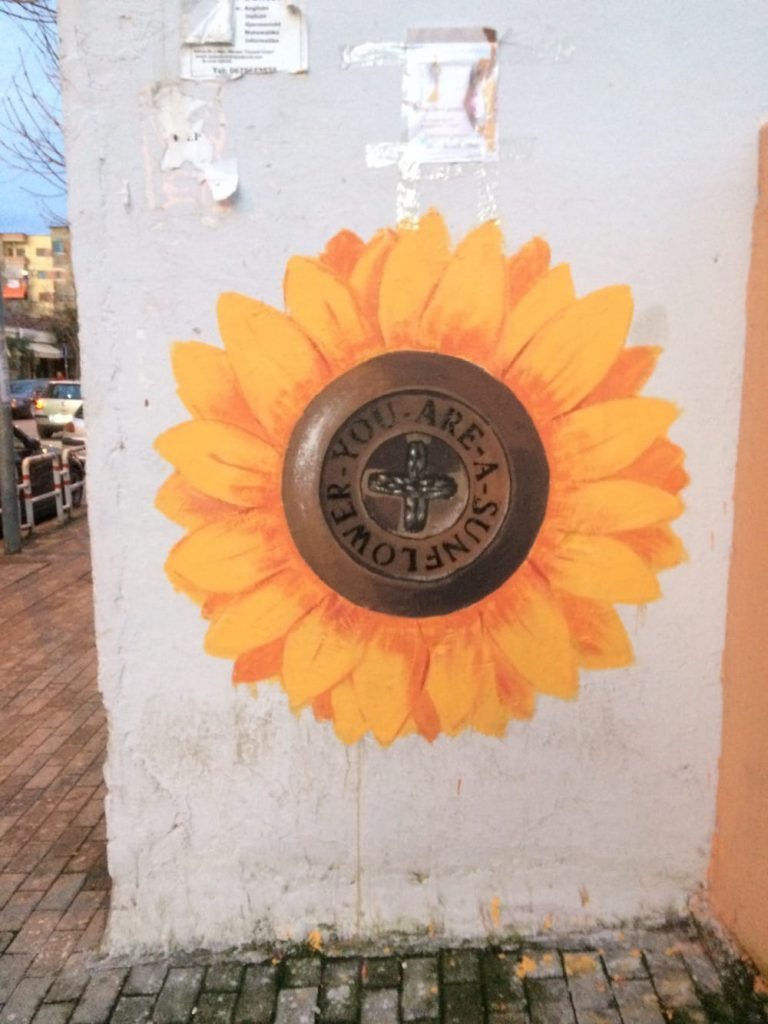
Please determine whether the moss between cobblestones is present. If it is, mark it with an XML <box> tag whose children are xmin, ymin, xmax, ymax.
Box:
<box><xmin>696</xmin><ymin>960</ymin><xmax>768</xmax><ymax>1023</ymax></box>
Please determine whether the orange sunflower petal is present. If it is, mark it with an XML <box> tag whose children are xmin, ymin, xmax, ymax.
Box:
<box><xmin>348</xmin><ymin>229</ymin><xmax>397</xmax><ymax>330</ymax></box>
<box><xmin>493</xmin><ymin>264</ymin><xmax>575</xmax><ymax>373</ymax></box>
<box><xmin>232</xmin><ymin>639</ymin><xmax>284</xmax><ymax>683</ymax></box>
<box><xmin>553</xmin><ymin>397</ymin><xmax>680</xmax><ymax>481</ymax></box>
<box><xmin>170</xmin><ymin>341</ymin><xmax>253</xmax><ymax>426</ymax></box>
<box><xmin>166</xmin><ymin>510</ymin><xmax>288</xmax><ymax>594</ymax></box>
<box><xmin>421</xmin><ymin>219</ymin><xmax>506</xmax><ymax>359</ymax></box>
<box><xmin>351</xmin><ymin>626</ymin><xmax>428</xmax><ymax>746</ymax></box>
<box><xmin>217</xmin><ymin>293</ymin><xmax>329</xmax><ymax>445</ymax></box>
<box><xmin>483</xmin><ymin>567</ymin><xmax>579</xmax><ymax>699</ymax></box>
<box><xmin>538</xmin><ymin>534</ymin><xmax>661</xmax><ymax>603</ymax></box>
<box><xmin>204</xmin><ymin>569</ymin><xmax>322</xmax><ymax>658</ymax></box>
<box><xmin>410</xmin><ymin>689</ymin><xmax>441</xmax><ymax>742</ymax></box>
<box><xmin>554</xmin><ymin>480</ymin><xmax>683</xmax><ymax>535</ymax></box>
<box><xmin>581</xmin><ymin>346</ymin><xmax>661</xmax><ymax>405</ymax></box>
<box><xmin>155</xmin><ymin>420</ymin><xmax>278</xmax><ymax>507</ymax></box>
<box><xmin>202</xmin><ymin>592</ymin><xmax>241</xmax><ymax>621</ymax></box>
<box><xmin>311</xmin><ymin>690</ymin><xmax>334</xmax><ymax>722</ymax></box>
<box><xmin>319</xmin><ymin>229</ymin><xmax>365</xmax><ymax>279</ymax></box>
<box><xmin>156</xmin><ymin>472</ymin><xmax>237</xmax><ymax>531</ymax></box>
<box><xmin>378</xmin><ymin>210</ymin><xmax>451</xmax><ymax>348</ymax></box>
<box><xmin>284</xmin><ymin>257</ymin><xmax>378</xmax><ymax>368</ymax></box>
<box><xmin>282</xmin><ymin>598</ymin><xmax>367</xmax><ymax>709</ymax></box>
<box><xmin>557</xmin><ymin>593</ymin><xmax>633</xmax><ymax>669</ymax></box>
<box><xmin>617</xmin><ymin>524</ymin><xmax>687</xmax><ymax>571</ymax></box>
<box><xmin>509</xmin><ymin>286</ymin><xmax>633</xmax><ymax>415</ymax></box>
<box><xmin>331</xmin><ymin>681</ymin><xmax>369</xmax><ymax>744</ymax></box>
<box><xmin>617</xmin><ymin>437</ymin><xmax>689</xmax><ymax>493</ymax></box>
<box><xmin>507</xmin><ymin>236</ymin><xmax>551</xmax><ymax>308</ymax></box>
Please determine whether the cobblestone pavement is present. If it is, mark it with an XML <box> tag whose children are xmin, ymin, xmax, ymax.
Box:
<box><xmin>2</xmin><ymin>516</ymin><xmax>767</xmax><ymax>1024</ymax></box>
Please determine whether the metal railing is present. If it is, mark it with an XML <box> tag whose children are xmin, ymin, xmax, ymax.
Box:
<box><xmin>18</xmin><ymin>447</ymin><xmax>85</xmax><ymax>531</ymax></box>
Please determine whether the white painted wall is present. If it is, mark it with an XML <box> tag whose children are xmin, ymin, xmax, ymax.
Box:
<box><xmin>59</xmin><ymin>0</ymin><xmax>768</xmax><ymax>953</ymax></box>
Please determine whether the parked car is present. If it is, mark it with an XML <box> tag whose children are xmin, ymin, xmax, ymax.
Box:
<box><xmin>9</xmin><ymin>379</ymin><xmax>49</xmax><ymax>419</ymax></box>
<box><xmin>33</xmin><ymin>380</ymin><xmax>82</xmax><ymax>437</ymax></box>
<box><xmin>0</xmin><ymin>426</ymin><xmax>85</xmax><ymax>537</ymax></box>
<box><xmin>59</xmin><ymin>403</ymin><xmax>87</xmax><ymax>466</ymax></box>
<box><xmin>62</xmin><ymin>402</ymin><xmax>85</xmax><ymax>441</ymax></box>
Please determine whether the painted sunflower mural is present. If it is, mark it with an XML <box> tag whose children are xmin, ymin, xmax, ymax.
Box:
<box><xmin>155</xmin><ymin>212</ymin><xmax>687</xmax><ymax>745</ymax></box>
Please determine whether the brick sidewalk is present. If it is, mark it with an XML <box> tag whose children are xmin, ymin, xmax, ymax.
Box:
<box><xmin>1</xmin><ymin>517</ymin><xmax>767</xmax><ymax>1024</ymax></box>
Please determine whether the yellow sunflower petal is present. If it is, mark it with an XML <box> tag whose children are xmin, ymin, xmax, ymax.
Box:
<box><xmin>217</xmin><ymin>293</ymin><xmax>329</xmax><ymax>444</ymax></box>
<box><xmin>555</xmin><ymin>480</ymin><xmax>684</xmax><ymax>534</ymax></box>
<box><xmin>498</xmin><ymin>663</ymin><xmax>537</xmax><ymax>719</ymax></box>
<box><xmin>378</xmin><ymin>210</ymin><xmax>451</xmax><ymax>348</ymax></box>
<box><xmin>284</xmin><ymin>257</ymin><xmax>377</xmax><ymax>368</ymax></box>
<box><xmin>319</xmin><ymin>229</ymin><xmax>365</xmax><ymax>278</ymax></box>
<box><xmin>493</xmin><ymin>264</ymin><xmax>575</xmax><ymax>373</ymax></box>
<box><xmin>155</xmin><ymin>420</ymin><xmax>278</xmax><ymax>507</ymax></box>
<box><xmin>331</xmin><ymin>681</ymin><xmax>369</xmax><ymax>744</ymax></box>
<box><xmin>351</xmin><ymin>627</ymin><xmax>428</xmax><ymax>746</ymax></box>
<box><xmin>617</xmin><ymin>524</ymin><xmax>687</xmax><ymax>571</ymax></box>
<box><xmin>507</xmin><ymin>237</ymin><xmax>551</xmax><ymax>308</ymax></box>
<box><xmin>171</xmin><ymin>341</ymin><xmax>253</xmax><ymax>426</ymax></box>
<box><xmin>539</xmin><ymin>534</ymin><xmax>661</xmax><ymax>603</ymax></box>
<box><xmin>166</xmin><ymin>566</ymin><xmax>208</xmax><ymax>607</ymax></box>
<box><xmin>467</xmin><ymin>655</ymin><xmax>537</xmax><ymax>736</ymax></box>
<box><xmin>348</xmin><ymin>229</ymin><xmax>396</xmax><ymax>328</ymax></box>
<box><xmin>165</xmin><ymin>511</ymin><xmax>287</xmax><ymax>594</ymax></box>
<box><xmin>156</xmin><ymin>472</ymin><xmax>237</xmax><ymax>531</ymax></box>
<box><xmin>557</xmin><ymin>593</ymin><xmax>633</xmax><ymax>669</ymax></box>
<box><xmin>282</xmin><ymin>599</ymin><xmax>367</xmax><ymax>709</ymax></box>
<box><xmin>484</xmin><ymin>568</ymin><xmax>579</xmax><ymax>699</ymax></box>
<box><xmin>510</xmin><ymin>286</ymin><xmax>634</xmax><ymax>414</ymax></box>
<box><xmin>581</xmin><ymin>346</ymin><xmax>661</xmax><ymax>405</ymax></box>
<box><xmin>232</xmin><ymin>639</ymin><xmax>284</xmax><ymax>683</ymax></box>
<box><xmin>204</xmin><ymin>569</ymin><xmax>321</xmax><ymax>658</ymax></box>
<box><xmin>554</xmin><ymin>397</ymin><xmax>680</xmax><ymax>481</ymax></box>
<box><xmin>423</xmin><ymin>628</ymin><xmax>487</xmax><ymax>735</ymax></box>
<box><xmin>395</xmin><ymin>718</ymin><xmax>419</xmax><ymax>740</ymax></box>
<box><xmin>421</xmin><ymin>219</ymin><xmax>506</xmax><ymax>359</ymax></box>
<box><xmin>466</xmin><ymin>682</ymin><xmax>508</xmax><ymax>736</ymax></box>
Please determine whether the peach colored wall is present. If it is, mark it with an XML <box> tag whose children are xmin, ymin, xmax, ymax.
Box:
<box><xmin>710</xmin><ymin>125</ymin><xmax>768</xmax><ymax>975</ymax></box>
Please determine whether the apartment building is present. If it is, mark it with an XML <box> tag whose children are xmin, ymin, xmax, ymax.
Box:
<box><xmin>0</xmin><ymin>226</ymin><xmax>76</xmax><ymax>318</ymax></box>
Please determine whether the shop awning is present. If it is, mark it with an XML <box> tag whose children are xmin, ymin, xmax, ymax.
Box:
<box><xmin>29</xmin><ymin>342</ymin><xmax>63</xmax><ymax>359</ymax></box>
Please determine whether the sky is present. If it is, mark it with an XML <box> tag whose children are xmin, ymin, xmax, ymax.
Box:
<box><xmin>0</xmin><ymin>9</ymin><xmax>67</xmax><ymax>233</ymax></box>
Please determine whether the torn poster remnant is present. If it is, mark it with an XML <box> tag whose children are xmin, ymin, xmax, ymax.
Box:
<box><xmin>157</xmin><ymin>89</ymin><xmax>239</xmax><ymax>202</ymax></box>
<box><xmin>181</xmin><ymin>0</ymin><xmax>308</xmax><ymax>79</ymax></box>
<box><xmin>402</xmin><ymin>27</ymin><xmax>498</xmax><ymax>164</ymax></box>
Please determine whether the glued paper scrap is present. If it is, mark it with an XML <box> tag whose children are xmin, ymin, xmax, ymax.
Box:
<box><xmin>340</xmin><ymin>40</ymin><xmax>407</xmax><ymax>69</ymax></box>
<box><xmin>183</xmin><ymin>0</ymin><xmax>235</xmax><ymax>44</ymax></box>
<box><xmin>403</xmin><ymin>27</ymin><xmax>498</xmax><ymax>164</ymax></box>
<box><xmin>181</xmin><ymin>0</ymin><xmax>307</xmax><ymax>79</ymax></box>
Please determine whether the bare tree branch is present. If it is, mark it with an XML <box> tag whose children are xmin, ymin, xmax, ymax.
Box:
<box><xmin>0</xmin><ymin>0</ymin><xmax>56</xmax><ymax>28</ymax></box>
<box><xmin>0</xmin><ymin>0</ymin><xmax>66</xmax><ymax>208</ymax></box>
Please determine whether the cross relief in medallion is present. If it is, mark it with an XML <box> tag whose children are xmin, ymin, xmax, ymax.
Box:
<box><xmin>365</xmin><ymin>438</ymin><xmax>458</xmax><ymax>534</ymax></box>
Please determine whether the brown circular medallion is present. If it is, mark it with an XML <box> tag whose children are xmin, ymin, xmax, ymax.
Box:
<box><xmin>282</xmin><ymin>352</ymin><xmax>549</xmax><ymax>617</ymax></box>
